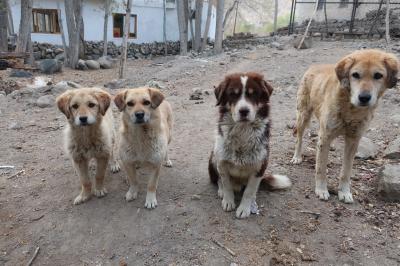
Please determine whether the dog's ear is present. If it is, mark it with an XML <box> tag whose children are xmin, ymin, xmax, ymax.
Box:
<box><xmin>94</xmin><ymin>90</ymin><xmax>111</xmax><ymax>116</ymax></box>
<box><xmin>114</xmin><ymin>90</ymin><xmax>127</xmax><ymax>111</ymax></box>
<box><xmin>384</xmin><ymin>54</ymin><xmax>399</xmax><ymax>88</ymax></box>
<box><xmin>261</xmin><ymin>79</ymin><xmax>273</xmax><ymax>101</ymax></box>
<box><xmin>56</xmin><ymin>91</ymin><xmax>73</xmax><ymax>119</ymax></box>
<box><xmin>335</xmin><ymin>56</ymin><xmax>355</xmax><ymax>89</ymax></box>
<box><xmin>214</xmin><ymin>79</ymin><xmax>228</xmax><ymax>106</ymax></box>
<box><xmin>148</xmin><ymin>88</ymin><xmax>165</xmax><ymax>108</ymax></box>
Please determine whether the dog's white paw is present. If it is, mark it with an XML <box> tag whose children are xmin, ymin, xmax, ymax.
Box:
<box><xmin>217</xmin><ymin>188</ymin><xmax>223</xmax><ymax>199</ymax></box>
<box><xmin>163</xmin><ymin>160</ymin><xmax>173</xmax><ymax>168</ymax></box>
<box><xmin>222</xmin><ymin>197</ymin><xmax>236</xmax><ymax>212</ymax></box>
<box><xmin>73</xmin><ymin>193</ymin><xmax>91</xmax><ymax>205</ymax></box>
<box><xmin>145</xmin><ymin>192</ymin><xmax>157</xmax><ymax>209</ymax></box>
<box><xmin>236</xmin><ymin>202</ymin><xmax>251</xmax><ymax>219</ymax></box>
<box><xmin>125</xmin><ymin>187</ymin><xmax>138</xmax><ymax>202</ymax></box>
<box><xmin>338</xmin><ymin>190</ymin><xmax>354</xmax><ymax>203</ymax></box>
<box><xmin>315</xmin><ymin>188</ymin><xmax>330</xmax><ymax>201</ymax></box>
<box><xmin>290</xmin><ymin>155</ymin><xmax>302</xmax><ymax>164</ymax></box>
<box><xmin>93</xmin><ymin>187</ymin><xmax>108</xmax><ymax>198</ymax></box>
<box><xmin>111</xmin><ymin>161</ymin><xmax>121</xmax><ymax>173</ymax></box>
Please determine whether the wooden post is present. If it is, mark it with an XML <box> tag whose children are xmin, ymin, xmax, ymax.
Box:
<box><xmin>0</xmin><ymin>0</ymin><xmax>8</xmax><ymax>52</ymax></box>
<box><xmin>273</xmin><ymin>0</ymin><xmax>278</xmax><ymax>34</ymax></box>
<box><xmin>119</xmin><ymin>0</ymin><xmax>132</xmax><ymax>79</ymax></box>
<box><xmin>214</xmin><ymin>0</ymin><xmax>224</xmax><ymax>54</ymax></box>
<box><xmin>6</xmin><ymin>0</ymin><xmax>13</xmax><ymax>35</ymax></box>
<box><xmin>385</xmin><ymin>0</ymin><xmax>390</xmax><ymax>45</ymax></box>
<box><xmin>177</xmin><ymin>0</ymin><xmax>188</xmax><ymax>55</ymax></box>
<box><xmin>163</xmin><ymin>0</ymin><xmax>167</xmax><ymax>55</ymax></box>
<box><xmin>201</xmin><ymin>0</ymin><xmax>212</xmax><ymax>52</ymax></box>
<box><xmin>103</xmin><ymin>0</ymin><xmax>110</xmax><ymax>56</ymax></box>
<box><xmin>194</xmin><ymin>0</ymin><xmax>203</xmax><ymax>52</ymax></box>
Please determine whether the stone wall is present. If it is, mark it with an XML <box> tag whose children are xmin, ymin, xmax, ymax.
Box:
<box><xmin>278</xmin><ymin>8</ymin><xmax>400</xmax><ymax>39</ymax></box>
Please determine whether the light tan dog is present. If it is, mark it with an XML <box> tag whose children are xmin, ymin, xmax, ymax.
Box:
<box><xmin>114</xmin><ymin>87</ymin><xmax>173</xmax><ymax>209</ymax></box>
<box><xmin>56</xmin><ymin>88</ymin><xmax>120</xmax><ymax>205</ymax></box>
<box><xmin>291</xmin><ymin>50</ymin><xmax>399</xmax><ymax>203</ymax></box>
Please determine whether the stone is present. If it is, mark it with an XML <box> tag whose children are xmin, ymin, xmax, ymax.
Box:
<box><xmin>54</xmin><ymin>48</ymin><xmax>64</xmax><ymax>55</ymax></box>
<box><xmin>77</xmin><ymin>59</ymin><xmax>88</xmax><ymax>70</ymax></box>
<box><xmin>55</xmin><ymin>52</ymin><xmax>65</xmax><ymax>62</ymax></box>
<box><xmin>379</xmin><ymin>164</ymin><xmax>400</xmax><ymax>201</ymax></box>
<box><xmin>36</xmin><ymin>95</ymin><xmax>54</xmax><ymax>108</ymax></box>
<box><xmin>8</xmin><ymin>122</ymin><xmax>22</xmax><ymax>130</ymax></box>
<box><xmin>293</xmin><ymin>36</ymin><xmax>313</xmax><ymax>49</ymax></box>
<box><xmin>67</xmin><ymin>81</ymin><xmax>81</xmax><ymax>88</ymax></box>
<box><xmin>355</xmin><ymin>137</ymin><xmax>379</xmax><ymax>159</ymax></box>
<box><xmin>53</xmin><ymin>81</ymin><xmax>70</xmax><ymax>94</ymax></box>
<box><xmin>146</xmin><ymin>80</ymin><xmax>166</xmax><ymax>90</ymax></box>
<box><xmin>271</xmin><ymin>41</ymin><xmax>284</xmax><ymax>50</ymax></box>
<box><xmin>104</xmin><ymin>79</ymin><xmax>127</xmax><ymax>90</ymax></box>
<box><xmin>33</xmin><ymin>52</ymin><xmax>42</xmax><ymax>60</ymax></box>
<box><xmin>85</xmin><ymin>60</ymin><xmax>100</xmax><ymax>70</ymax></box>
<box><xmin>383</xmin><ymin>137</ymin><xmax>400</xmax><ymax>159</ymax></box>
<box><xmin>189</xmin><ymin>88</ymin><xmax>203</xmax><ymax>100</ymax></box>
<box><xmin>98</xmin><ymin>56</ymin><xmax>114</xmax><ymax>69</ymax></box>
<box><xmin>9</xmin><ymin>69</ymin><xmax>33</xmax><ymax>78</ymax></box>
<box><xmin>39</xmin><ymin>59</ymin><xmax>62</xmax><ymax>74</ymax></box>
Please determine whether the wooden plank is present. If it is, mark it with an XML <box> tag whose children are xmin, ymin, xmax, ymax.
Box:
<box><xmin>0</xmin><ymin>52</ymin><xmax>30</xmax><ymax>59</ymax></box>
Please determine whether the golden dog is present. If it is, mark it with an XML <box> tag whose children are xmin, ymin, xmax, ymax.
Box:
<box><xmin>114</xmin><ymin>87</ymin><xmax>172</xmax><ymax>209</ymax></box>
<box><xmin>291</xmin><ymin>50</ymin><xmax>399</xmax><ymax>203</ymax></box>
<box><xmin>56</xmin><ymin>88</ymin><xmax>120</xmax><ymax>205</ymax></box>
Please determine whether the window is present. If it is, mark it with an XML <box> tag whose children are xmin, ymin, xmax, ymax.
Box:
<box><xmin>339</xmin><ymin>0</ymin><xmax>349</xmax><ymax>8</ymax></box>
<box><xmin>113</xmin><ymin>14</ymin><xmax>137</xmax><ymax>38</ymax></box>
<box><xmin>32</xmin><ymin>9</ymin><xmax>60</xmax><ymax>34</ymax></box>
<box><xmin>317</xmin><ymin>0</ymin><xmax>326</xmax><ymax>10</ymax></box>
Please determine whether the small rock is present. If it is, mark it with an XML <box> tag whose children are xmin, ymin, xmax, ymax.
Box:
<box><xmin>66</xmin><ymin>81</ymin><xmax>81</xmax><ymax>88</ymax></box>
<box><xmin>383</xmin><ymin>137</ymin><xmax>400</xmax><ymax>159</ymax></box>
<box><xmin>36</xmin><ymin>95</ymin><xmax>54</xmax><ymax>108</ymax></box>
<box><xmin>189</xmin><ymin>87</ymin><xmax>203</xmax><ymax>100</ymax></box>
<box><xmin>9</xmin><ymin>69</ymin><xmax>33</xmax><ymax>78</ymax></box>
<box><xmin>85</xmin><ymin>60</ymin><xmax>100</xmax><ymax>70</ymax></box>
<box><xmin>379</xmin><ymin>164</ymin><xmax>400</xmax><ymax>201</ymax></box>
<box><xmin>104</xmin><ymin>79</ymin><xmax>127</xmax><ymax>90</ymax></box>
<box><xmin>54</xmin><ymin>48</ymin><xmax>64</xmax><ymax>55</ymax></box>
<box><xmin>356</xmin><ymin>137</ymin><xmax>379</xmax><ymax>159</ymax></box>
<box><xmin>8</xmin><ymin>122</ymin><xmax>22</xmax><ymax>130</ymax></box>
<box><xmin>53</xmin><ymin>81</ymin><xmax>70</xmax><ymax>94</ymax></box>
<box><xmin>271</xmin><ymin>41</ymin><xmax>284</xmax><ymax>50</ymax></box>
<box><xmin>39</xmin><ymin>59</ymin><xmax>62</xmax><ymax>74</ymax></box>
<box><xmin>146</xmin><ymin>80</ymin><xmax>166</xmax><ymax>90</ymax></box>
<box><xmin>191</xmin><ymin>194</ymin><xmax>201</xmax><ymax>200</ymax></box>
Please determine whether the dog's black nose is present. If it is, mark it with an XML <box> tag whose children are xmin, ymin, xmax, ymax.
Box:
<box><xmin>239</xmin><ymin>108</ymin><xmax>249</xmax><ymax>117</ymax></box>
<box><xmin>358</xmin><ymin>92</ymin><xmax>371</xmax><ymax>104</ymax></box>
<box><xmin>135</xmin><ymin>112</ymin><xmax>145</xmax><ymax>120</ymax></box>
<box><xmin>79</xmin><ymin>116</ymin><xmax>88</xmax><ymax>123</ymax></box>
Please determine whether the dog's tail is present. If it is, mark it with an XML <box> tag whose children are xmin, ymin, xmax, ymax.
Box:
<box><xmin>260</xmin><ymin>174</ymin><xmax>292</xmax><ymax>190</ymax></box>
<box><xmin>208</xmin><ymin>151</ymin><xmax>219</xmax><ymax>185</ymax></box>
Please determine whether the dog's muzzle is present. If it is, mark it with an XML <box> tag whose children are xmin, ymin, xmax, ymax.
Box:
<box><xmin>134</xmin><ymin>111</ymin><xmax>145</xmax><ymax>124</ymax></box>
<box><xmin>358</xmin><ymin>92</ymin><xmax>372</xmax><ymax>106</ymax></box>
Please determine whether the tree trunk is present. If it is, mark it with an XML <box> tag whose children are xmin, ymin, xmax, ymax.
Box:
<box><xmin>201</xmin><ymin>0</ymin><xmax>212</xmax><ymax>51</ymax></box>
<box><xmin>188</xmin><ymin>0</ymin><xmax>194</xmax><ymax>43</ymax></box>
<box><xmin>214</xmin><ymin>0</ymin><xmax>224</xmax><ymax>54</ymax></box>
<box><xmin>273</xmin><ymin>0</ymin><xmax>278</xmax><ymax>34</ymax></box>
<box><xmin>79</xmin><ymin>16</ymin><xmax>85</xmax><ymax>58</ymax></box>
<box><xmin>194</xmin><ymin>0</ymin><xmax>203</xmax><ymax>52</ymax></box>
<box><xmin>57</xmin><ymin>3</ymin><xmax>68</xmax><ymax>65</ymax></box>
<box><xmin>386</xmin><ymin>0</ymin><xmax>390</xmax><ymax>44</ymax></box>
<box><xmin>177</xmin><ymin>0</ymin><xmax>188</xmax><ymax>55</ymax></box>
<box><xmin>222</xmin><ymin>0</ymin><xmax>235</xmax><ymax>29</ymax></box>
<box><xmin>163</xmin><ymin>0</ymin><xmax>167</xmax><ymax>55</ymax></box>
<box><xmin>6</xmin><ymin>0</ymin><xmax>14</xmax><ymax>35</ymax></box>
<box><xmin>0</xmin><ymin>0</ymin><xmax>8</xmax><ymax>52</ymax></box>
<box><xmin>119</xmin><ymin>0</ymin><xmax>132</xmax><ymax>79</ymax></box>
<box><xmin>16</xmin><ymin>0</ymin><xmax>32</xmax><ymax>53</ymax></box>
<box><xmin>64</xmin><ymin>0</ymin><xmax>82</xmax><ymax>68</ymax></box>
<box><xmin>103</xmin><ymin>0</ymin><xmax>110</xmax><ymax>56</ymax></box>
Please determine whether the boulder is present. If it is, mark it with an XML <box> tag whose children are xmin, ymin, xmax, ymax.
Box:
<box><xmin>9</xmin><ymin>69</ymin><xmax>33</xmax><ymax>78</ymax></box>
<box><xmin>53</xmin><ymin>81</ymin><xmax>70</xmax><ymax>94</ymax></box>
<box><xmin>55</xmin><ymin>52</ymin><xmax>65</xmax><ymax>62</ymax></box>
<box><xmin>104</xmin><ymin>79</ymin><xmax>127</xmax><ymax>90</ymax></box>
<box><xmin>355</xmin><ymin>137</ymin><xmax>379</xmax><ymax>159</ymax></box>
<box><xmin>146</xmin><ymin>80</ymin><xmax>166</xmax><ymax>90</ymax></box>
<box><xmin>77</xmin><ymin>59</ymin><xmax>88</xmax><ymax>70</ymax></box>
<box><xmin>98</xmin><ymin>56</ymin><xmax>115</xmax><ymax>69</ymax></box>
<box><xmin>39</xmin><ymin>59</ymin><xmax>62</xmax><ymax>74</ymax></box>
<box><xmin>383</xmin><ymin>137</ymin><xmax>400</xmax><ymax>159</ymax></box>
<box><xmin>85</xmin><ymin>60</ymin><xmax>100</xmax><ymax>70</ymax></box>
<box><xmin>293</xmin><ymin>36</ymin><xmax>313</xmax><ymax>49</ymax></box>
<box><xmin>36</xmin><ymin>95</ymin><xmax>55</xmax><ymax>108</ymax></box>
<box><xmin>270</xmin><ymin>41</ymin><xmax>284</xmax><ymax>50</ymax></box>
<box><xmin>378</xmin><ymin>164</ymin><xmax>400</xmax><ymax>201</ymax></box>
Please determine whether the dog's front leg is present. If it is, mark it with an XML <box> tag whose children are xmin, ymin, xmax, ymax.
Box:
<box><xmin>338</xmin><ymin>136</ymin><xmax>360</xmax><ymax>203</ymax></box>
<box><xmin>145</xmin><ymin>164</ymin><xmax>161</xmax><ymax>209</ymax></box>
<box><xmin>315</xmin><ymin>131</ymin><xmax>332</xmax><ymax>201</ymax></box>
<box><xmin>123</xmin><ymin>161</ymin><xmax>139</xmax><ymax>201</ymax></box>
<box><xmin>73</xmin><ymin>159</ymin><xmax>92</xmax><ymax>205</ymax></box>
<box><xmin>236</xmin><ymin>176</ymin><xmax>262</xmax><ymax>219</ymax></box>
<box><xmin>94</xmin><ymin>157</ymin><xmax>109</xmax><ymax>198</ymax></box>
<box><xmin>217</xmin><ymin>162</ymin><xmax>236</xmax><ymax>212</ymax></box>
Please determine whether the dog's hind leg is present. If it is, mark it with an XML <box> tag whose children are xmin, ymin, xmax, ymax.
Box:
<box><xmin>94</xmin><ymin>157</ymin><xmax>108</xmax><ymax>198</ymax></box>
<box><xmin>73</xmin><ymin>160</ymin><xmax>92</xmax><ymax>205</ymax></box>
<box><xmin>338</xmin><ymin>136</ymin><xmax>360</xmax><ymax>204</ymax></box>
<box><xmin>110</xmin><ymin>136</ymin><xmax>121</xmax><ymax>173</ymax></box>
<box><xmin>145</xmin><ymin>164</ymin><xmax>161</xmax><ymax>209</ymax></box>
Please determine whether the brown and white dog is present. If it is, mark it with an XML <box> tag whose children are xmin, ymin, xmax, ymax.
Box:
<box><xmin>56</xmin><ymin>88</ymin><xmax>120</xmax><ymax>205</ymax></box>
<box><xmin>291</xmin><ymin>50</ymin><xmax>399</xmax><ymax>203</ymax></box>
<box><xmin>114</xmin><ymin>87</ymin><xmax>173</xmax><ymax>209</ymax></box>
<box><xmin>209</xmin><ymin>73</ymin><xmax>291</xmax><ymax>219</ymax></box>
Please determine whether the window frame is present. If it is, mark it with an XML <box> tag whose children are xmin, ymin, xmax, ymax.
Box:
<box><xmin>32</xmin><ymin>8</ymin><xmax>60</xmax><ymax>34</ymax></box>
<box><xmin>112</xmin><ymin>13</ymin><xmax>138</xmax><ymax>39</ymax></box>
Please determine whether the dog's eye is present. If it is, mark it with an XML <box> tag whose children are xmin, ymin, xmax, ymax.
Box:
<box><xmin>127</xmin><ymin>101</ymin><xmax>134</xmax><ymax>107</ymax></box>
<box><xmin>352</xmin><ymin>72</ymin><xmax>360</xmax><ymax>79</ymax></box>
<box><xmin>143</xmin><ymin>100</ymin><xmax>151</xmax><ymax>106</ymax></box>
<box><xmin>88</xmin><ymin>102</ymin><xmax>96</xmax><ymax>108</ymax></box>
<box><xmin>374</xmin><ymin>73</ymin><xmax>383</xmax><ymax>80</ymax></box>
<box><xmin>72</xmin><ymin>104</ymin><xmax>79</xmax><ymax>109</ymax></box>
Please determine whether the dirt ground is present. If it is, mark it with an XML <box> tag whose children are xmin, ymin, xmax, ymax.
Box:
<box><xmin>1</xmin><ymin>40</ymin><xmax>400</xmax><ymax>266</ymax></box>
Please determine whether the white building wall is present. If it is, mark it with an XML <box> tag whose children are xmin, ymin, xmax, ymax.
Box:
<box><xmin>10</xmin><ymin>0</ymin><xmax>216</xmax><ymax>45</ymax></box>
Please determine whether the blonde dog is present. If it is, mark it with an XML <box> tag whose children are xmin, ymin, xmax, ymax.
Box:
<box><xmin>56</xmin><ymin>88</ymin><xmax>120</xmax><ymax>205</ymax></box>
<box><xmin>291</xmin><ymin>50</ymin><xmax>399</xmax><ymax>203</ymax></box>
<box><xmin>114</xmin><ymin>87</ymin><xmax>173</xmax><ymax>209</ymax></box>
